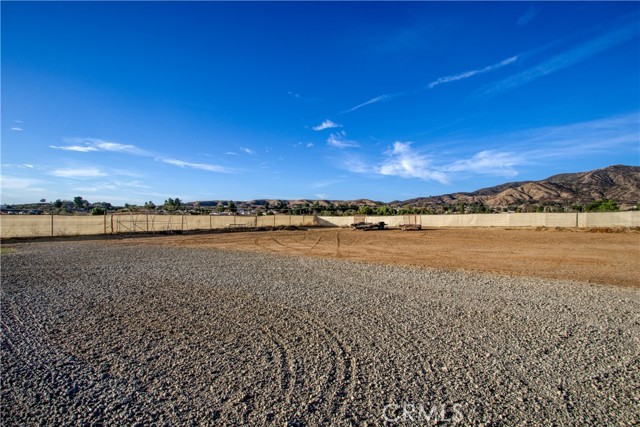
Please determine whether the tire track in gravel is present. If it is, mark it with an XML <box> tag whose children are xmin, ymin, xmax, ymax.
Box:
<box><xmin>283</xmin><ymin>307</ymin><xmax>357</xmax><ymax>424</ymax></box>
<box><xmin>1</xmin><ymin>291</ymin><xmax>167</xmax><ymax>425</ymax></box>
<box><xmin>293</xmin><ymin>255</ymin><xmax>434</xmax><ymax>420</ymax></box>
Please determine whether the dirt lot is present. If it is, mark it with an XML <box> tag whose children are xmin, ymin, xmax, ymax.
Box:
<box><xmin>2</xmin><ymin>240</ymin><xmax>639</xmax><ymax>425</ymax></box>
<box><xmin>111</xmin><ymin>227</ymin><xmax>640</xmax><ymax>288</ymax></box>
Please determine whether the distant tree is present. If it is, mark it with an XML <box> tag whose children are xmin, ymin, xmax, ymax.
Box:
<box><xmin>144</xmin><ymin>201</ymin><xmax>156</xmax><ymax>210</ymax></box>
<box><xmin>469</xmin><ymin>202</ymin><xmax>489</xmax><ymax>214</ymax></box>
<box><xmin>91</xmin><ymin>207</ymin><xmax>105</xmax><ymax>215</ymax></box>
<box><xmin>358</xmin><ymin>205</ymin><xmax>373</xmax><ymax>215</ymax></box>
<box><xmin>585</xmin><ymin>199</ymin><xmax>619</xmax><ymax>212</ymax></box>
<box><xmin>40</xmin><ymin>198</ymin><xmax>46</xmax><ymax>203</ymax></box>
<box><xmin>54</xmin><ymin>199</ymin><xmax>63</xmax><ymax>209</ymax></box>
<box><xmin>73</xmin><ymin>196</ymin><xmax>85</xmax><ymax>210</ymax></box>
<box><xmin>228</xmin><ymin>201</ymin><xmax>237</xmax><ymax>213</ymax></box>
<box><xmin>163</xmin><ymin>198</ymin><xmax>182</xmax><ymax>211</ymax></box>
<box><xmin>375</xmin><ymin>205</ymin><xmax>395</xmax><ymax>216</ymax></box>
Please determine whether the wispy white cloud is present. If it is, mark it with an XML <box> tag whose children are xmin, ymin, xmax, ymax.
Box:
<box><xmin>343</xmin><ymin>93</ymin><xmax>403</xmax><ymax>114</ymax></box>
<box><xmin>50</xmin><ymin>167</ymin><xmax>108</xmax><ymax>179</ymax></box>
<box><xmin>11</xmin><ymin>127</ymin><xmax>23</xmax><ymax>132</ymax></box>
<box><xmin>160</xmin><ymin>158</ymin><xmax>232</xmax><ymax>173</ymax></box>
<box><xmin>59</xmin><ymin>138</ymin><xmax>150</xmax><ymax>156</ymax></box>
<box><xmin>50</xmin><ymin>145</ymin><xmax>99</xmax><ymax>152</ymax></box>
<box><xmin>343</xmin><ymin>113</ymin><xmax>638</xmax><ymax>183</ymax></box>
<box><xmin>327</xmin><ymin>131</ymin><xmax>359</xmax><ymax>149</ymax></box>
<box><xmin>1</xmin><ymin>175</ymin><xmax>45</xmax><ymax>191</ymax></box>
<box><xmin>443</xmin><ymin>150</ymin><xmax>523</xmax><ymax>177</ymax></box>
<box><xmin>517</xmin><ymin>6</ymin><xmax>539</xmax><ymax>28</ymax></box>
<box><xmin>2</xmin><ymin>163</ymin><xmax>35</xmax><ymax>169</ymax></box>
<box><xmin>428</xmin><ymin>56</ymin><xmax>519</xmax><ymax>89</ymax></box>
<box><xmin>377</xmin><ymin>142</ymin><xmax>449</xmax><ymax>183</ymax></box>
<box><xmin>74</xmin><ymin>180</ymin><xmax>151</xmax><ymax>193</ymax></box>
<box><xmin>482</xmin><ymin>21</ymin><xmax>640</xmax><ymax>95</ymax></box>
<box><xmin>306</xmin><ymin>143</ymin><xmax>314</xmax><ymax>148</ymax></box>
<box><xmin>1</xmin><ymin>175</ymin><xmax>48</xmax><ymax>202</ymax></box>
<box><xmin>508</xmin><ymin>112</ymin><xmax>640</xmax><ymax>159</ymax></box>
<box><xmin>344</xmin><ymin>55</ymin><xmax>518</xmax><ymax>113</ymax></box>
<box><xmin>239</xmin><ymin>147</ymin><xmax>255</xmax><ymax>155</ymax></box>
<box><xmin>50</xmin><ymin>137</ymin><xmax>231</xmax><ymax>174</ymax></box>
<box><xmin>311</xmin><ymin>179</ymin><xmax>343</xmax><ymax>189</ymax></box>
<box><xmin>313</xmin><ymin>119</ymin><xmax>342</xmax><ymax>131</ymax></box>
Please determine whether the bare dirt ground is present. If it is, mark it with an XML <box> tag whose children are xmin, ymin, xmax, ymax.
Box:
<box><xmin>111</xmin><ymin>227</ymin><xmax>640</xmax><ymax>288</ymax></box>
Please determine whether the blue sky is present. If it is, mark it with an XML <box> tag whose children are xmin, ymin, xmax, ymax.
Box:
<box><xmin>2</xmin><ymin>1</ymin><xmax>639</xmax><ymax>205</ymax></box>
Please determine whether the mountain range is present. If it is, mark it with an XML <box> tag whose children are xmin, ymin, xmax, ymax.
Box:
<box><xmin>395</xmin><ymin>164</ymin><xmax>639</xmax><ymax>210</ymax></box>
<box><xmin>201</xmin><ymin>164</ymin><xmax>639</xmax><ymax>212</ymax></box>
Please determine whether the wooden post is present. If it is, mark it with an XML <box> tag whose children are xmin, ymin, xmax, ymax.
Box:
<box><xmin>104</xmin><ymin>211</ymin><xmax>107</xmax><ymax>235</ymax></box>
<box><xmin>51</xmin><ymin>210</ymin><xmax>54</xmax><ymax>237</ymax></box>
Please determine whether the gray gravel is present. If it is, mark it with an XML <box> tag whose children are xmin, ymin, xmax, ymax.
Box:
<box><xmin>1</xmin><ymin>241</ymin><xmax>639</xmax><ymax>426</ymax></box>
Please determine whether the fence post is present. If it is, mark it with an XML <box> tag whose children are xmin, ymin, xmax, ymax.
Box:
<box><xmin>104</xmin><ymin>211</ymin><xmax>107</xmax><ymax>235</ymax></box>
<box><xmin>51</xmin><ymin>210</ymin><xmax>54</xmax><ymax>237</ymax></box>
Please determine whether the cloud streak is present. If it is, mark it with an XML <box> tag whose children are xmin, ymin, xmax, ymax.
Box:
<box><xmin>50</xmin><ymin>137</ymin><xmax>232</xmax><ymax>174</ymax></box>
<box><xmin>160</xmin><ymin>159</ymin><xmax>230</xmax><ymax>173</ymax></box>
<box><xmin>344</xmin><ymin>55</ymin><xmax>518</xmax><ymax>113</ymax></box>
<box><xmin>343</xmin><ymin>94</ymin><xmax>402</xmax><ymax>113</ymax></box>
<box><xmin>327</xmin><ymin>131</ymin><xmax>359</xmax><ymax>149</ymax></box>
<box><xmin>481</xmin><ymin>20</ymin><xmax>640</xmax><ymax>96</ymax></box>
<box><xmin>443</xmin><ymin>150</ymin><xmax>523</xmax><ymax>177</ymax></box>
<box><xmin>50</xmin><ymin>167</ymin><xmax>108</xmax><ymax>178</ymax></box>
<box><xmin>377</xmin><ymin>142</ymin><xmax>449</xmax><ymax>183</ymax></box>
<box><xmin>517</xmin><ymin>6</ymin><xmax>539</xmax><ymax>27</ymax></box>
<box><xmin>56</xmin><ymin>138</ymin><xmax>150</xmax><ymax>156</ymax></box>
<box><xmin>428</xmin><ymin>56</ymin><xmax>518</xmax><ymax>89</ymax></box>
<box><xmin>312</xmin><ymin>120</ymin><xmax>342</xmax><ymax>131</ymax></box>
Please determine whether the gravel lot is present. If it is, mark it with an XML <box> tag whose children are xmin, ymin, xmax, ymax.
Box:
<box><xmin>2</xmin><ymin>240</ymin><xmax>639</xmax><ymax>426</ymax></box>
